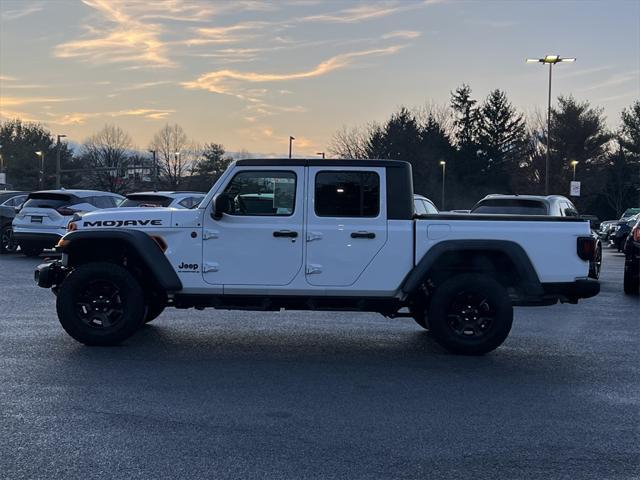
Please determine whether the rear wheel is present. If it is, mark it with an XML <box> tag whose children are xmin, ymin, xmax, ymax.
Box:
<box><xmin>1</xmin><ymin>225</ymin><xmax>17</xmax><ymax>254</ymax></box>
<box><xmin>589</xmin><ymin>245</ymin><xmax>602</xmax><ymax>279</ymax></box>
<box><xmin>56</xmin><ymin>262</ymin><xmax>145</xmax><ymax>345</ymax></box>
<box><xmin>623</xmin><ymin>261</ymin><xmax>639</xmax><ymax>295</ymax></box>
<box><xmin>427</xmin><ymin>274</ymin><xmax>513</xmax><ymax>355</ymax></box>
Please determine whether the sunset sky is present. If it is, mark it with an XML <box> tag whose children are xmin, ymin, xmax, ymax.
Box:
<box><xmin>1</xmin><ymin>0</ymin><xmax>639</xmax><ymax>156</ymax></box>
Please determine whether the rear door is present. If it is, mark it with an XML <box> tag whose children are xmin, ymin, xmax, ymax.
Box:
<box><xmin>305</xmin><ymin>167</ymin><xmax>387</xmax><ymax>286</ymax></box>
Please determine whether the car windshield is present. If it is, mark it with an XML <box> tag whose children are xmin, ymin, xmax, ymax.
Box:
<box><xmin>121</xmin><ymin>195</ymin><xmax>173</xmax><ymax>208</ymax></box>
<box><xmin>22</xmin><ymin>193</ymin><xmax>75</xmax><ymax>209</ymax></box>
<box><xmin>622</xmin><ymin>208</ymin><xmax>640</xmax><ymax>218</ymax></box>
<box><xmin>471</xmin><ymin>199</ymin><xmax>547</xmax><ymax>215</ymax></box>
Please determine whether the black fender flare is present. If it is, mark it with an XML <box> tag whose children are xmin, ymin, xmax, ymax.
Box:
<box><xmin>401</xmin><ymin>239</ymin><xmax>543</xmax><ymax>296</ymax></box>
<box><xmin>59</xmin><ymin>229</ymin><xmax>182</xmax><ymax>292</ymax></box>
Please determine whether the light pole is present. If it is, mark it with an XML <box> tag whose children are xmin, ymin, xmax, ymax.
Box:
<box><xmin>440</xmin><ymin>161</ymin><xmax>446</xmax><ymax>210</ymax></box>
<box><xmin>288</xmin><ymin>136</ymin><xmax>295</xmax><ymax>159</ymax></box>
<box><xmin>571</xmin><ymin>160</ymin><xmax>579</xmax><ymax>181</ymax></box>
<box><xmin>35</xmin><ymin>150</ymin><xmax>45</xmax><ymax>189</ymax></box>
<box><xmin>316</xmin><ymin>152</ymin><xmax>325</xmax><ymax>159</ymax></box>
<box><xmin>149</xmin><ymin>149</ymin><xmax>157</xmax><ymax>189</ymax></box>
<box><xmin>526</xmin><ymin>55</ymin><xmax>575</xmax><ymax>195</ymax></box>
<box><xmin>55</xmin><ymin>134</ymin><xmax>66</xmax><ymax>189</ymax></box>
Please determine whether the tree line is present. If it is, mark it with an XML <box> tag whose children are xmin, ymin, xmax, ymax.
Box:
<box><xmin>330</xmin><ymin>86</ymin><xmax>639</xmax><ymax>219</ymax></box>
<box><xmin>1</xmin><ymin>86</ymin><xmax>638</xmax><ymax>219</ymax></box>
<box><xmin>0</xmin><ymin>121</ymin><xmax>235</xmax><ymax>194</ymax></box>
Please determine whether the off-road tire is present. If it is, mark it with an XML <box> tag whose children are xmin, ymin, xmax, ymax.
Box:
<box><xmin>427</xmin><ymin>273</ymin><xmax>513</xmax><ymax>355</ymax></box>
<box><xmin>56</xmin><ymin>262</ymin><xmax>145</xmax><ymax>345</ymax></box>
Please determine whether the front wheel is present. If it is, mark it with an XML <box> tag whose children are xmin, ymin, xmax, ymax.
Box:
<box><xmin>427</xmin><ymin>274</ymin><xmax>513</xmax><ymax>355</ymax></box>
<box><xmin>56</xmin><ymin>262</ymin><xmax>146</xmax><ymax>345</ymax></box>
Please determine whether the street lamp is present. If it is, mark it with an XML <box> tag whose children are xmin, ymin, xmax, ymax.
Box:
<box><xmin>316</xmin><ymin>152</ymin><xmax>325</xmax><ymax>159</ymax></box>
<box><xmin>440</xmin><ymin>161</ymin><xmax>446</xmax><ymax>210</ymax></box>
<box><xmin>526</xmin><ymin>54</ymin><xmax>575</xmax><ymax>195</ymax></box>
<box><xmin>571</xmin><ymin>160</ymin><xmax>579</xmax><ymax>181</ymax></box>
<box><xmin>55</xmin><ymin>134</ymin><xmax>66</xmax><ymax>188</ymax></box>
<box><xmin>288</xmin><ymin>136</ymin><xmax>295</xmax><ymax>159</ymax></box>
<box><xmin>35</xmin><ymin>150</ymin><xmax>45</xmax><ymax>189</ymax></box>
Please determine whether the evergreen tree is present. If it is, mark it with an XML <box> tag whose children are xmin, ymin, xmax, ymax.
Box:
<box><xmin>477</xmin><ymin>89</ymin><xmax>529</xmax><ymax>192</ymax></box>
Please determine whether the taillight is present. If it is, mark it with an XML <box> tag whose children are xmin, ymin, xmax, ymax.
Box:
<box><xmin>67</xmin><ymin>221</ymin><xmax>77</xmax><ymax>232</ymax></box>
<box><xmin>576</xmin><ymin>236</ymin><xmax>595</xmax><ymax>261</ymax></box>
<box><xmin>633</xmin><ymin>226</ymin><xmax>640</xmax><ymax>242</ymax></box>
<box><xmin>56</xmin><ymin>206</ymin><xmax>76</xmax><ymax>216</ymax></box>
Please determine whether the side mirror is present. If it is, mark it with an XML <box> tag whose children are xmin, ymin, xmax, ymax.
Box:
<box><xmin>211</xmin><ymin>193</ymin><xmax>230</xmax><ymax>220</ymax></box>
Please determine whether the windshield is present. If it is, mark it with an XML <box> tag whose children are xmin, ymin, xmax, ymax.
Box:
<box><xmin>471</xmin><ymin>199</ymin><xmax>547</xmax><ymax>215</ymax></box>
<box><xmin>622</xmin><ymin>208</ymin><xmax>640</xmax><ymax>218</ymax></box>
<box><xmin>22</xmin><ymin>193</ymin><xmax>75</xmax><ymax>209</ymax></box>
<box><xmin>121</xmin><ymin>195</ymin><xmax>173</xmax><ymax>208</ymax></box>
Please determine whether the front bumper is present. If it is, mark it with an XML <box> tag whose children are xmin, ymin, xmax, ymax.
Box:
<box><xmin>34</xmin><ymin>260</ymin><xmax>68</xmax><ymax>288</ymax></box>
<box><xmin>13</xmin><ymin>232</ymin><xmax>62</xmax><ymax>250</ymax></box>
<box><xmin>541</xmin><ymin>278</ymin><xmax>600</xmax><ymax>304</ymax></box>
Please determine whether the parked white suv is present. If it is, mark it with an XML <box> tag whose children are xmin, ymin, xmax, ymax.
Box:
<box><xmin>120</xmin><ymin>191</ymin><xmax>206</xmax><ymax>209</ymax></box>
<box><xmin>13</xmin><ymin>190</ymin><xmax>123</xmax><ymax>256</ymax></box>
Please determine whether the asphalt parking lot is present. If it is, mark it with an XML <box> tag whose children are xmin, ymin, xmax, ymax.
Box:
<box><xmin>1</xmin><ymin>249</ymin><xmax>638</xmax><ymax>480</ymax></box>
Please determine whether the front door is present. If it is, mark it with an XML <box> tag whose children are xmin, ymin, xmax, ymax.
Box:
<box><xmin>202</xmin><ymin>167</ymin><xmax>304</xmax><ymax>286</ymax></box>
<box><xmin>305</xmin><ymin>167</ymin><xmax>387</xmax><ymax>286</ymax></box>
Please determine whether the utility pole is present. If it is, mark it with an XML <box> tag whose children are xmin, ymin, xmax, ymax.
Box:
<box><xmin>289</xmin><ymin>136</ymin><xmax>295</xmax><ymax>159</ymax></box>
<box><xmin>55</xmin><ymin>134</ymin><xmax>66</xmax><ymax>189</ymax></box>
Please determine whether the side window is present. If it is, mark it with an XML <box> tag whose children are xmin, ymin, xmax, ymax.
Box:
<box><xmin>91</xmin><ymin>196</ymin><xmax>115</xmax><ymax>208</ymax></box>
<box><xmin>315</xmin><ymin>171</ymin><xmax>380</xmax><ymax>217</ymax></box>
<box><xmin>414</xmin><ymin>199</ymin><xmax>427</xmax><ymax>215</ymax></box>
<box><xmin>178</xmin><ymin>197</ymin><xmax>191</xmax><ymax>208</ymax></box>
<box><xmin>222</xmin><ymin>171</ymin><xmax>296</xmax><ymax>216</ymax></box>
<box><xmin>424</xmin><ymin>200</ymin><xmax>439</xmax><ymax>214</ymax></box>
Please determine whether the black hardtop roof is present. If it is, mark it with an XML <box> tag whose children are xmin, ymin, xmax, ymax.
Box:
<box><xmin>235</xmin><ymin>158</ymin><xmax>410</xmax><ymax>168</ymax></box>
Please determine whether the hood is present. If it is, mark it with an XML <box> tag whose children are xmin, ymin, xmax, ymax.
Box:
<box><xmin>76</xmin><ymin>207</ymin><xmax>174</xmax><ymax>229</ymax></box>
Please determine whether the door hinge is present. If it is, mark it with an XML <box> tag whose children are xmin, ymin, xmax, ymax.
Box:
<box><xmin>306</xmin><ymin>264</ymin><xmax>322</xmax><ymax>274</ymax></box>
<box><xmin>203</xmin><ymin>229</ymin><xmax>219</xmax><ymax>240</ymax></box>
<box><xmin>306</xmin><ymin>231</ymin><xmax>323</xmax><ymax>242</ymax></box>
<box><xmin>203</xmin><ymin>262</ymin><xmax>219</xmax><ymax>273</ymax></box>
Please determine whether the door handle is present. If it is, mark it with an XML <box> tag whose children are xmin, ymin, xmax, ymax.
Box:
<box><xmin>351</xmin><ymin>231</ymin><xmax>375</xmax><ymax>239</ymax></box>
<box><xmin>273</xmin><ymin>230</ymin><xmax>298</xmax><ymax>238</ymax></box>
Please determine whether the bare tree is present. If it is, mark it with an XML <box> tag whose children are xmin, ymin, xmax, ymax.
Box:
<box><xmin>81</xmin><ymin>124</ymin><xmax>133</xmax><ymax>193</ymax></box>
<box><xmin>328</xmin><ymin>125</ymin><xmax>370</xmax><ymax>159</ymax></box>
<box><xmin>149</xmin><ymin>124</ymin><xmax>189</xmax><ymax>188</ymax></box>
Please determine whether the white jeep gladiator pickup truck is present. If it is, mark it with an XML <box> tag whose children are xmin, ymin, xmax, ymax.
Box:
<box><xmin>35</xmin><ymin>159</ymin><xmax>599</xmax><ymax>355</ymax></box>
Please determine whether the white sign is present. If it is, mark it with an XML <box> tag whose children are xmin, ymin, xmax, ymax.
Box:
<box><xmin>0</xmin><ymin>172</ymin><xmax>6</xmax><ymax>185</ymax></box>
<box><xmin>570</xmin><ymin>181</ymin><xmax>581</xmax><ymax>197</ymax></box>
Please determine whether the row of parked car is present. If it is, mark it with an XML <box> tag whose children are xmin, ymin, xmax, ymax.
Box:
<box><xmin>596</xmin><ymin>208</ymin><xmax>640</xmax><ymax>295</ymax></box>
<box><xmin>3</xmin><ymin>187</ymin><xmax>638</xmax><ymax>295</ymax></box>
<box><xmin>0</xmin><ymin>189</ymin><xmax>205</xmax><ymax>256</ymax></box>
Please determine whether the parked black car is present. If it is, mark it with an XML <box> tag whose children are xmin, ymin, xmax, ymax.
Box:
<box><xmin>471</xmin><ymin>194</ymin><xmax>602</xmax><ymax>279</ymax></box>
<box><xmin>0</xmin><ymin>191</ymin><xmax>28</xmax><ymax>254</ymax></box>
<box><xmin>623</xmin><ymin>217</ymin><xmax>640</xmax><ymax>294</ymax></box>
<box><xmin>613</xmin><ymin>214</ymin><xmax>639</xmax><ymax>252</ymax></box>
